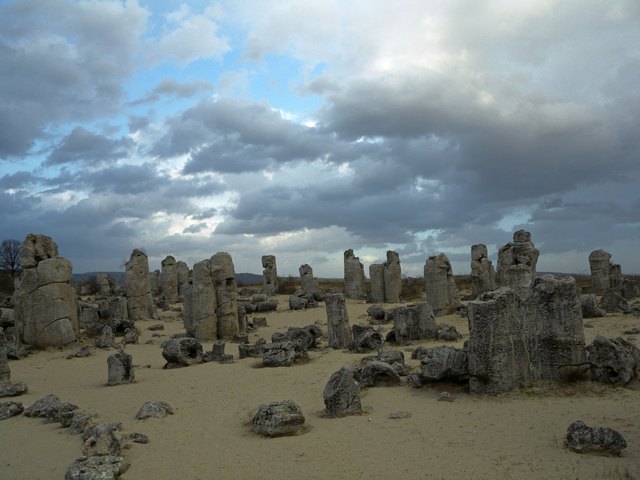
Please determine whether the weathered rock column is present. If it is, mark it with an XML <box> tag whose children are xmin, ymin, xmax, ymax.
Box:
<box><xmin>14</xmin><ymin>233</ymin><xmax>78</xmax><ymax>347</ymax></box>
<box><xmin>176</xmin><ymin>261</ymin><xmax>190</xmax><ymax>298</ymax></box>
<box><xmin>470</xmin><ymin>244</ymin><xmax>495</xmax><ymax>298</ymax></box>
<box><xmin>299</xmin><ymin>264</ymin><xmax>319</xmax><ymax>299</ymax></box>
<box><xmin>424</xmin><ymin>253</ymin><xmax>459</xmax><ymax>315</ymax></box>
<box><xmin>262</xmin><ymin>255</ymin><xmax>278</xmax><ymax>295</ymax></box>
<box><xmin>392</xmin><ymin>302</ymin><xmax>437</xmax><ymax>345</ymax></box>
<box><xmin>125</xmin><ymin>249</ymin><xmax>156</xmax><ymax>321</ymax></box>
<box><xmin>383</xmin><ymin>250</ymin><xmax>401</xmax><ymax>303</ymax></box>
<box><xmin>186</xmin><ymin>259</ymin><xmax>217</xmax><ymax>340</ymax></box>
<box><xmin>588</xmin><ymin>249</ymin><xmax>611</xmax><ymax>295</ymax></box>
<box><xmin>0</xmin><ymin>328</ymin><xmax>10</xmax><ymax>384</ymax></box>
<box><xmin>496</xmin><ymin>230</ymin><xmax>539</xmax><ymax>294</ymax></box>
<box><xmin>211</xmin><ymin>252</ymin><xmax>239</xmax><ymax>339</ymax></box>
<box><xmin>369</xmin><ymin>264</ymin><xmax>385</xmax><ymax>303</ymax></box>
<box><xmin>107</xmin><ymin>351</ymin><xmax>135</xmax><ymax>385</ymax></box>
<box><xmin>343</xmin><ymin>249</ymin><xmax>366</xmax><ymax>299</ymax></box>
<box><xmin>325</xmin><ymin>294</ymin><xmax>352</xmax><ymax>348</ymax></box>
<box><xmin>160</xmin><ymin>255</ymin><xmax>179</xmax><ymax>304</ymax></box>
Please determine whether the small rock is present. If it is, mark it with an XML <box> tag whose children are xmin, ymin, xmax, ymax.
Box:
<box><xmin>136</xmin><ymin>400</ymin><xmax>174</xmax><ymax>420</ymax></box>
<box><xmin>251</xmin><ymin>400</ymin><xmax>305</xmax><ymax>437</ymax></box>
<box><xmin>566</xmin><ymin>420</ymin><xmax>627</xmax><ymax>456</ymax></box>
<box><xmin>437</xmin><ymin>392</ymin><xmax>455</xmax><ymax>402</ymax></box>
<box><xmin>65</xmin><ymin>455</ymin><xmax>128</xmax><ymax>480</ymax></box>
<box><xmin>0</xmin><ymin>401</ymin><xmax>23</xmax><ymax>420</ymax></box>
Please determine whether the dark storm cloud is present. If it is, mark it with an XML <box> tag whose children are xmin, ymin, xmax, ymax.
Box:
<box><xmin>0</xmin><ymin>0</ymin><xmax>147</xmax><ymax>158</ymax></box>
<box><xmin>46</xmin><ymin>127</ymin><xmax>133</xmax><ymax>166</ymax></box>
<box><xmin>0</xmin><ymin>171</ymin><xmax>38</xmax><ymax>189</ymax></box>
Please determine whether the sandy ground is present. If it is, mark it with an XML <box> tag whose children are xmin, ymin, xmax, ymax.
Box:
<box><xmin>1</xmin><ymin>295</ymin><xmax>639</xmax><ymax>480</ymax></box>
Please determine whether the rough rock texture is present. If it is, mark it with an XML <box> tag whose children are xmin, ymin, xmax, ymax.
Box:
<box><xmin>262</xmin><ymin>255</ymin><xmax>278</xmax><ymax>295</ymax></box>
<box><xmin>108</xmin><ymin>297</ymin><xmax>129</xmax><ymax>332</ymax></box>
<box><xmin>566</xmin><ymin>421</ymin><xmax>627</xmax><ymax>456</ymax></box>
<box><xmin>468</xmin><ymin>276</ymin><xmax>587</xmax><ymax>393</ymax></box>
<box><xmin>262</xmin><ymin>341</ymin><xmax>306</xmax><ymax>367</ymax></box>
<box><xmin>125</xmin><ymin>249</ymin><xmax>156</xmax><ymax>321</ymax></box>
<box><xmin>14</xmin><ymin>234</ymin><xmax>78</xmax><ymax>347</ymax></box>
<box><xmin>95</xmin><ymin>273</ymin><xmax>112</xmax><ymax>297</ymax></box>
<box><xmin>299</xmin><ymin>264</ymin><xmax>319</xmax><ymax>299</ymax></box>
<box><xmin>238</xmin><ymin>338</ymin><xmax>266</xmax><ymax>359</ymax></box>
<box><xmin>523</xmin><ymin>276</ymin><xmax>587</xmax><ymax>381</ymax></box>
<box><xmin>580</xmin><ymin>294</ymin><xmax>606</xmax><ymax>318</ymax></box>
<box><xmin>135</xmin><ymin>400</ymin><xmax>174</xmax><ymax>420</ymax></box>
<box><xmin>0</xmin><ymin>328</ymin><xmax>10</xmax><ymax>383</ymax></box>
<box><xmin>94</xmin><ymin>326</ymin><xmax>115</xmax><ymax>349</ymax></box>
<box><xmin>391</xmin><ymin>302</ymin><xmax>437</xmax><ymax>345</ymax></box>
<box><xmin>211</xmin><ymin>252</ymin><xmax>239</xmax><ymax>339</ymax></box>
<box><xmin>323</xmin><ymin>367</ymin><xmax>362</xmax><ymax>417</ymax></box>
<box><xmin>185</xmin><ymin>259</ymin><xmax>217</xmax><ymax>340</ymax></box>
<box><xmin>470</xmin><ymin>244</ymin><xmax>495</xmax><ymax>298</ymax></box>
<box><xmin>350</xmin><ymin>326</ymin><xmax>383</xmax><ymax>353</ymax></box>
<box><xmin>162</xmin><ymin>337</ymin><xmax>203</xmax><ymax>367</ymax></box>
<box><xmin>467</xmin><ymin>288</ymin><xmax>532</xmax><ymax>394</ymax></box>
<box><xmin>367</xmin><ymin>305</ymin><xmax>386</xmax><ymax>322</ymax></box>
<box><xmin>383</xmin><ymin>250</ymin><xmax>402</xmax><ymax>303</ymax></box>
<box><xmin>176</xmin><ymin>261</ymin><xmax>190</xmax><ymax>298</ymax></box>
<box><xmin>355</xmin><ymin>359</ymin><xmax>402</xmax><ymax>387</ymax></box>
<box><xmin>621</xmin><ymin>279</ymin><xmax>639</xmax><ymax>300</ymax></box>
<box><xmin>149</xmin><ymin>270</ymin><xmax>160</xmax><ymax>296</ymax></box>
<box><xmin>325</xmin><ymin>294</ymin><xmax>352</xmax><ymax>348</ymax></box>
<box><xmin>251</xmin><ymin>400</ymin><xmax>305</xmax><ymax>437</ymax></box>
<box><xmin>496</xmin><ymin>230</ymin><xmax>539</xmax><ymax>296</ymax></box>
<box><xmin>107</xmin><ymin>351</ymin><xmax>134</xmax><ymax>386</ymax></box>
<box><xmin>288</xmin><ymin>295</ymin><xmax>308</xmax><ymax>310</ymax></box>
<box><xmin>0</xmin><ymin>401</ymin><xmax>24</xmax><ymax>420</ymax></box>
<box><xmin>82</xmin><ymin>422</ymin><xmax>122</xmax><ymax>456</ymax></box>
<box><xmin>0</xmin><ymin>382</ymin><xmax>28</xmax><ymax>397</ymax></box>
<box><xmin>424</xmin><ymin>253</ymin><xmax>459</xmax><ymax>315</ymax></box>
<box><xmin>600</xmin><ymin>290</ymin><xmax>629</xmax><ymax>314</ymax></box>
<box><xmin>586</xmin><ymin>336</ymin><xmax>640</xmax><ymax>386</ymax></box>
<box><xmin>609</xmin><ymin>263</ymin><xmax>623</xmax><ymax>290</ymax></box>
<box><xmin>65</xmin><ymin>455</ymin><xmax>128</xmax><ymax>480</ymax></box>
<box><xmin>369</xmin><ymin>264</ymin><xmax>385</xmax><ymax>303</ymax></box>
<box><xmin>420</xmin><ymin>346</ymin><xmax>469</xmax><ymax>382</ymax></box>
<box><xmin>344</xmin><ymin>249</ymin><xmax>366</xmax><ymax>299</ymax></box>
<box><xmin>160</xmin><ymin>255</ymin><xmax>179</xmax><ymax>304</ymax></box>
<box><xmin>588</xmin><ymin>249</ymin><xmax>612</xmax><ymax>295</ymax></box>
<box><xmin>24</xmin><ymin>394</ymin><xmax>62</xmax><ymax>417</ymax></box>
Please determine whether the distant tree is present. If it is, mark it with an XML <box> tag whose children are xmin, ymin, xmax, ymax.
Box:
<box><xmin>0</xmin><ymin>239</ymin><xmax>21</xmax><ymax>277</ymax></box>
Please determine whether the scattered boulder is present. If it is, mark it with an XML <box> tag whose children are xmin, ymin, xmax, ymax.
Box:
<box><xmin>580</xmin><ymin>294</ymin><xmax>606</xmax><ymax>318</ymax></box>
<box><xmin>586</xmin><ymin>336</ymin><xmax>640</xmax><ymax>386</ymax></box>
<box><xmin>107</xmin><ymin>351</ymin><xmax>135</xmax><ymax>386</ymax></box>
<box><xmin>391</xmin><ymin>302</ymin><xmax>437</xmax><ymax>345</ymax></box>
<box><xmin>355</xmin><ymin>359</ymin><xmax>402</xmax><ymax>387</ymax></box>
<box><xmin>24</xmin><ymin>394</ymin><xmax>62</xmax><ymax>417</ymax></box>
<box><xmin>251</xmin><ymin>400</ymin><xmax>306</xmax><ymax>437</ymax></box>
<box><xmin>238</xmin><ymin>338</ymin><xmax>266</xmax><ymax>359</ymax></box>
<box><xmin>136</xmin><ymin>400</ymin><xmax>174</xmax><ymax>420</ymax></box>
<box><xmin>0</xmin><ymin>382</ymin><xmax>28</xmax><ymax>397</ymax></box>
<box><xmin>323</xmin><ymin>367</ymin><xmax>362</xmax><ymax>417</ymax></box>
<box><xmin>566</xmin><ymin>420</ymin><xmax>627</xmax><ymax>456</ymax></box>
<box><xmin>0</xmin><ymin>401</ymin><xmax>23</xmax><ymax>420</ymax></box>
<box><xmin>420</xmin><ymin>346</ymin><xmax>469</xmax><ymax>383</ymax></box>
<box><xmin>162</xmin><ymin>337</ymin><xmax>203</xmax><ymax>368</ymax></box>
<box><xmin>349</xmin><ymin>326</ymin><xmax>383</xmax><ymax>353</ymax></box>
<box><xmin>262</xmin><ymin>341</ymin><xmax>306</xmax><ymax>367</ymax></box>
<box><xmin>204</xmin><ymin>341</ymin><xmax>233</xmax><ymax>363</ymax></box>
<box><xmin>436</xmin><ymin>323</ymin><xmax>462</xmax><ymax>341</ymax></box>
<box><xmin>367</xmin><ymin>305</ymin><xmax>386</xmax><ymax>323</ymax></box>
<box><xmin>65</xmin><ymin>455</ymin><xmax>128</xmax><ymax>480</ymax></box>
<box><xmin>121</xmin><ymin>328</ymin><xmax>139</xmax><ymax>345</ymax></box>
<box><xmin>288</xmin><ymin>295</ymin><xmax>308</xmax><ymax>310</ymax></box>
<box><xmin>82</xmin><ymin>422</ymin><xmax>122</xmax><ymax>457</ymax></box>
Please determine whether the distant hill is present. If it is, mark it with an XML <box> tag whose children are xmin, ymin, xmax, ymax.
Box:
<box><xmin>72</xmin><ymin>271</ymin><xmax>263</xmax><ymax>286</ymax></box>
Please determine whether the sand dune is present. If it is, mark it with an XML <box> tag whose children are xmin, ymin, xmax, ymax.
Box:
<box><xmin>1</xmin><ymin>295</ymin><xmax>639</xmax><ymax>479</ymax></box>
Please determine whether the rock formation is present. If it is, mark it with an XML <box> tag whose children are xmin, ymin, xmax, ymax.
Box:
<box><xmin>211</xmin><ymin>252</ymin><xmax>239</xmax><ymax>339</ymax></box>
<box><xmin>176</xmin><ymin>261</ymin><xmax>190</xmax><ymax>298</ymax></box>
<box><xmin>323</xmin><ymin>367</ymin><xmax>362</xmax><ymax>417</ymax></box>
<box><xmin>467</xmin><ymin>276</ymin><xmax>587</xmax><ymax>393</ymax></box>
<box><xmin>566</xmin><ymin>421</ymin><xmax>627</xmax><ymax>456</ymax></box>
<box><xmin>160</xmin><ymin>255</ymin><xmax>179</xmax><ymax>304</ymax></box>
<box><xmin>251</xmin><ymin>400</ymin><xmax>306</xmax><ymax>437</ymax></box>
<box><xmin>424</xmin><ymin>253</ymin><xmax>459</xmax><ymax>315</ymax></box>
<box><xmin>261</xmin><ymin>255</ymin><xmax>278</xmax><ymax>294</ymax></box>
<box><xmin>369</xmin><ymin>264</ymin><xmax>385</xmax><ymax>303</ymax></box>
<box><xmin>325</xmin><ymin>293</ymin><xmax>352</xmax><ymax>348</ymax></box>
<box><xmin>470</xmin><ymin>244</ymin><xmax>495</xmax><ymax>298</ymax></box>
<box><xmin>125</xmin><ymin>249</ymin><xmax>156</xmax><ymax>321</ymax></box>
<box><xmin>95</xmin><ymin>273</ymin><xmax>112</xmax><ymax>297</ymax></box>
<box><xmin>14</xmin><ymin>233</ymin><xmax>78</xmax><ymax>347</ymax></box>
<box><xmin>299</xmin><ymin>264</ymin><xmax>319</xmax><ymax>299</ymax></box>
<box><xmin>496</xmin><ymin>230</ymin><xmax>539</xmax><ymax>296</ymax></box>
<box><xmin>383</xmin><ymin>250</ymin><xmax>401</xmax><ymax>303</ymax></box>
<box><xmin>184</xmin><ymin>259</ymin><xmax>217</xmax><ymax>340</ymax></box>
<box><xmin>107</xmin><ymin>351</ymin><xmax>135</xmax><ymax>386</ymax></box>
<box><xmin>391</xmin><ymin>303</ymin><xmax>437</xmax><ymax>345</ymax></box>
<box><xmin>343</xmin><ymin>249</ymin><xmax>366</xmax><ymax>299</ymax></box>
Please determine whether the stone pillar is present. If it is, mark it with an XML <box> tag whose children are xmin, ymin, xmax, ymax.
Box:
<box><xmin>262</xmin><ymin>255</ymin><xmax>278</xmax><ymax>295</ymax></box>
<box><xmin>125</xmin><ymin>249</ymin><xmax>156</xmax><ymax>321</ymax></box>
<box><xmin>343</xmin><ymin>249</ymin><xmax>366</xmax><ymax>299</ymax></box>
<box><xmin>383</xmin><ymin>250</ymin><xmax>401</xmax><ymax>303</ymax></box>
<box><xmin>470</xmin><ymin>244</ymin><xmax>495</xmax><ymax>298</ymax></box>
<box><xmin>588</xmin><ymin>249</ymin><xmax>611</xmax><ymax>295</ymax></box>
<box><xmin>496</xmin><ymin>230</ymin><xmax>539</xmax><ymax>293</ymax></box>
<box><xmin>299</xmin><ymin>264</ymin><xmax>319</xmax><ymax>299</ymax></box>
<box><xmin>95</xmin><ymin>273</ymin><xmax>112</xmax><ymax>297</ymax></box>
<box><xmin>369</xmin><ymin>264</ymin><xmax>385</xmax><ymax>303</ymax></box>
<box><xmin>467</xmin><ymin>288</ymin><xmax>531</xmax><ymax>394</ymax></box>
<box><xmin>176</xmin><ymin>261</ymin><xmax>190</xmax><ymax>298</ymax></box>
<box><xmin>187</xmin><ymin>259</ymin><xmax>217</xmax><ymax>340</ymax></box>
<box><xmin>107</xmin><ymin>351</ymin><xmax>135</xmax><ymax>386</ymax></box>
<box><xmin>211</xmin><ymin>252</ymin><xmax>239</xmax><ymax>339</ymax></box>
<box><xmin>161</xmin><ymin>255</ymin><xmax>179</xmax><ymax>304</ymax></box>
<box><xmin>325</xmin><ymin>293</ymin><xmax>352</xmax><ymax>348</ymax></box>
<box><xmin>392</xmin><ymin>302</ymin><xmax>436</xmax><ymax>345</ymax></box>
<box><xmin>14</xmin><ymin>233</ymin><xmax>78</xmax><ymax>347</ymax></box>
<box><xmin>0</xmin><ymin>328</ymin><xmax>10</xmax><ymax>384</ymax></box>
<box><xmin>424</xmin><ymin>253</ymin><xmax>459</xmax><ymax>315</ymax></box>
<box><xmin>149</xmin><ymin>270</ymin><xmax>160</xmax><ymax>296</ymax></box>
<box><xmin>609</xmin><ymin>264</ymin><xmax>623</xmax><ymax>290</ymax></box>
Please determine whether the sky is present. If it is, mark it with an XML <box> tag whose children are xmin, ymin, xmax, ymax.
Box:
<box><xmin>1</xmin><ymin>0</ymin><xmax>639</xmax><ymax>277</ymax></box>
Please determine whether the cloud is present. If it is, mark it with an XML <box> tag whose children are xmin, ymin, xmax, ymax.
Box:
<box><xmin>46</xmin><ymin>127</ymin><xmax>133</xmax><ymax>166</ymax></box>
<box><xmin>130</xmin><ymin>78</ymin><xmax>214</xmax><ymax>106</ymax></box>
